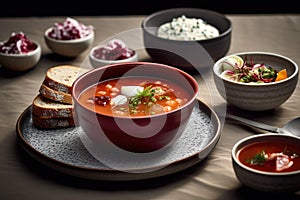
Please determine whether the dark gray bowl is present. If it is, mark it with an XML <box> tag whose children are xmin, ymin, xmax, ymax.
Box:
<box><xmin>142</xmin><ymin>8</ymin><xmax>232</xmax><ymax>72</ymax></box>
<box><xmin>232</xmin><ymin>134</ymin><xmax>300</xmax><ymax>193</ymax></box>
<box><xmin>213</xmin><ymin>52</ymin><xmax>299</xmax><ymax>111</ymax></box>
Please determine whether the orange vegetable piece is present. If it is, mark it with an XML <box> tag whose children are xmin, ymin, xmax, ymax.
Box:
<box><xmin>275</xmin><ymin>69</ymin><xmax>288</xmax><ymax>82</ymax></box>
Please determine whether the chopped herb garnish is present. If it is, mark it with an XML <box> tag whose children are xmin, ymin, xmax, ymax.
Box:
<box><xmin>128</xmin><ymin>85</ymin><xmax>155</xmax><ymax>114</ymax></box>
<box><xmin>246</xmin><ymin>150</ymin><xmax>267</xmax><ymax>165</ymax></box>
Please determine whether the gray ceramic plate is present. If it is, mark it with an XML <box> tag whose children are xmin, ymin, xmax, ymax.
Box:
<box><xmin>16</xmin><ymin>99</ymin><xmax>221</xmax><ymax>181</ymax></box>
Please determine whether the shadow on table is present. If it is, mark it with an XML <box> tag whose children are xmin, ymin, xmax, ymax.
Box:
<box><xmin>232</xmin><ymin>187</ymin><xmax>300</xmax><ymax>200</ymax></box>
<box><xmin>13</xmin><ymin>134</ymin><xmax>300</xmax><ymax>198</ymax></box>
<box><xmin>0</xmin><ymin>53</ymin><xmax>77</xmax><ymax>78</ymax></box>
<box><xmin>15</xmin><ymin>139</ymin><xmax>208</xmax><ymax>191</ymax></box>
<box><xmin>0</xmin><ymin>65</ymin><xmax>33</xmax><ymax>78</ymax></box>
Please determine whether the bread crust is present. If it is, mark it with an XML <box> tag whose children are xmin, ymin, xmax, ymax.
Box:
<box><xmin>32</xmin><ymin>65</ymin><xmax>87</xmax><ymax>129</ymax></box>
<box><xmin>39</xmin><ymin>84</ymin><xmax>73</xmax><ymax>104</ymax></box>
<box><xmin>32</xmin><ymin>113</ymin><xmax>76</xmax><ymax>129</ymax></box>
<box><xmin>43</xmin><ymin>65</ymin><xmax>88</xmax><ymax>94</ymax></box>
<box><xmin>32</xmin><ymin>94</ymin><xmax>74</xmax><ymax>118</ymax></box>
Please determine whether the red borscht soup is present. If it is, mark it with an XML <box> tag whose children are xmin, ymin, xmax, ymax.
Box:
<box><xmin>78</xmin><ymin>76</ymin><xmax>191</xmax><ymax>117</ymax></box>
<box><xmin>237</xmin><ymin>140</ymin><xmax>300</xmax><ymax>173</ymax></box>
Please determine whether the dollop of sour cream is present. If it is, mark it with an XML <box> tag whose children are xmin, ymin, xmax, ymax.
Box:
<box><xmin>157</xmin><ymin>15</ymin><xmax>220</xmax><ymax>41</ymax></box>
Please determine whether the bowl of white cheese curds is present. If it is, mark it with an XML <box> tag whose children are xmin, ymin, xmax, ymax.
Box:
<box><xmin>141</xmin><ymin>8</ymin><xmax>232</xmax><ymax>72</ymax></box>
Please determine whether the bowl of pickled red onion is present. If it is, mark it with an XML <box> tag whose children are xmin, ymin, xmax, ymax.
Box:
<box><xmin>44</xmin><ymin>17</ymin><xmax>94</xmax><ymax>57</ymax></box>
<box><xmin>89</xmin><ymin>39</ymin><xmax>138</xmax><ymax>68</ymax></box>
<box><xmin>0</xmin><ymin>32</ymin><xmax>41</xmax><ymax>72</ymax></box>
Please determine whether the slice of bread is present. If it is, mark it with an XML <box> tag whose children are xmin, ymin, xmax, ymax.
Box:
<box><xmin>32</xmin><ymin>94</ymin><xmax>74</xmax><ymax>118</ymax></box>
<box><xmin>32</xmin><ymin>113</ymin><xmax>76</xmax><ymax>129</ymax></box>
<box><xmin>42</xmin><ymin>65</ymin><xmax>88</xmax><ymax>94</ymax></box>
<box><xmin>32</xmin><ymin>65</ymin><xmax>88</xmax><ymax>129</ymax></box>
<box><xmin>39</xmin><ymin>83</ymin><xmax>73</xmax><ymax>104</ymax></box>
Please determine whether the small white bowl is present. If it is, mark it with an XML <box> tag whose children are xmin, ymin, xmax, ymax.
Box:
<box><xmin>89</xmin><ymin>46</ymin><xmax>138</xmax><ymax>68</ymax></box>
<box><xmin>0</xmin><ymin>41</ymin><xmax>41</xmax><ymax>71</ymax></box>
<box><xmin>44</xmin><ymin>27</ymin><xmax>94</xmax><ymax>57</ymax></box>
<box><xmin>232</xmin><ymin>134</ymin><xmax>300</xmax><ymax>193</ymax></box>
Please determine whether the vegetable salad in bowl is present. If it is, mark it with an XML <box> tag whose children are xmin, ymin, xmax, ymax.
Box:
<box><xmin>220</xmin><ymin>55</ymin><xmax>288</xmax><ymax>83</ymax></box>
<box><xmin>213</xmin><ymin>52</ymin><xmax>298</xmax><ymax>111</ymax></box>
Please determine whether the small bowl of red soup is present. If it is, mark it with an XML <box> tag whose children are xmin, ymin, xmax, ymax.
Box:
<box><xmin>0</xmin><ymin>32</ymin><xmax>41</xmax><ymax>71</ymax></box>
<box><xmin>232</xmin><ymin>133</ymin><xmax>300</xmax><ymax>193</ymax></box>
<box><xmin>72</xmin><ymin>62</ymin><xmax>199</xmax><ymax>153</ymax></box>
<box><xmin>89</xmin><ymin>39</ymin><xmax>138</xmax><ymax>68</ymax></box>
<box><xmin>44</xmin><ymin>17</ymin><xmax>94</xmax><ymax>57</ymax></box>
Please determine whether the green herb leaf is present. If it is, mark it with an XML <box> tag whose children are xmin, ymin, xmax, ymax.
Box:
<box><xmin>128</xmin><ymin>85</ymin><xmax>155</xmax><ymax>114</ymax></box>
<box><xmin>246</xmin><ymin>150</ymin><xmax>267</xmax><ymax>165</ymax></box>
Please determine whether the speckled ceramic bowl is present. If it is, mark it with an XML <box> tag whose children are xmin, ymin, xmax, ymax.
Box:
<box><xmin>213</xmin><ymin>52</ymin><xmax>299</xmax><ymax>111</ymax></box>
<box><xmin>142</xmin><ymin>8</ymin><xmax>232</xmax><ymax>71</ymax></box>
<box><xmin>232</xmin><ymin>134</ymin><xmax>300</xmax><ymax>193</ymax></box>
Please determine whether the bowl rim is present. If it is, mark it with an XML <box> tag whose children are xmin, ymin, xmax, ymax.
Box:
<box><xmin>213</xmin><ymin>51</ymin><xmax>299</xmax><ymax>86</ymax></box>
<box><xmin>141</xmin><ymin>7</ymin><xmax>232</xmax><ymax>43</ymax></box>
<box><xmin>232</xmin><ymin>133</ymin><xmax>300</xmax><ymax>176</ymax></box>
<box><xmin>72</xmin><ymin>61</ymin><xmax>199</xmax><ymax>119</ymax></box>
<box><xmin>44</xmin><ymin>27</ymin><xmax>94</xmax><ymax>43</ymax></box>
<box><xmin>89</xmin><ymin>45</ymin><xmax>138</xmax><ymax>63</ymax></box>
<box><xmin>0</xmin><ymin>40</ymin><xmax>41</xmax><ymax>57</ymax></box>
